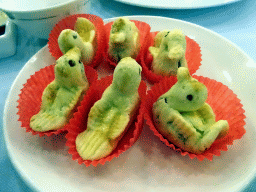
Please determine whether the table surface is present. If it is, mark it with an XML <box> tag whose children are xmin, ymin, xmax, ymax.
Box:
<box><xmin>0</xmin><ymin>0</ymin><xmax>255</xmax><ymax>191</ymax></box>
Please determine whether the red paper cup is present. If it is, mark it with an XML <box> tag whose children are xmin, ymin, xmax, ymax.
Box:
<box><xmin>48</xmin><ymin>14</ymin><xmax>106</xmax><ymax>68</ymax></box>
<box><xmin>141</xmin><ymin>31</ymin><xmax>202</xmax><ymax>84</ymax></box>
<box><xmin>17</xmin><ymin>65</ymin><xmax>98</xmax><ymax>137</ymax></box>
<box><xmin>144</xmin><ymin>76</ymin><xmax>246</xmax><ymax>161</ymax></box>
<box><xmin>65</xmin><ymin>76</ymin><xmax>147</xmax><ymax>166</ymax></box>
<box><xmin>104</xmin><ymin>19</ymin><xmax>151</xmax><ymax>69</ymax></box>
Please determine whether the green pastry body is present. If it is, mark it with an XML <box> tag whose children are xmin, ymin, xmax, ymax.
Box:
<box><xmin>153</xmin><ymin>67</ymin><xmax>229</xmax><ymax>154</ymax></box>
<box><xmin>30</xmin><ymin>47</ymin><xmax>89</xmax><ymax>132</ymax></box>
<box><xmin>150</xmin><ymin>29</ymin><xmax>187</xmax><ymax>76</ymax></box>
<box><xmin>58</xmin><ymin>17</ymin><xmax>96</xmax><ymax>65</ymax></box>
<box><xmin>108</xmin><ymin>17</ymin><xmax>140</xmax><ymax>62</ymax></box>
<box><xmin>76</xmin><ymin>57</ymin><xmax>142</xmax><ymax>160</ymax></box>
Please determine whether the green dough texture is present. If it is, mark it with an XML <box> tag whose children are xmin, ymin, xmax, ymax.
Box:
<box><xmin>153</xmin><ymin>67</ymin><xmax>229</xmax><ymax>154</ymax></box>
<box><xmin>76</xmin><ymin>57</ymin><xmax>142</xmax><ymax>160</ymax></box>
<box><xmin>58</xmin><ymin>17</ymin><xmax>96</xmax><ymax>65</ymax></box>
<box><xmin>150</xmin><ymin>29</ymin><xmax>187</xmax><ymax>76</ymax></box>
<box><xmin>108</xmin><ymin>17</ymin><xmax>140</xmax><ymax>62</ymax></box>
<box><xmin>30</xmin><ymin>47</ymin><xmax>89</xmax><ymax>132</ymax></box>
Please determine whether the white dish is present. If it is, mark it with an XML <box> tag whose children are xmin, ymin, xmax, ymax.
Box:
<box><xmin>0</xmin><ymin>19</ymin><xmax>17</xmax><ymax>59</ymax></box>
<box><xmin>114</xmin><ymin>0</ymin><xmax>242</xmax><ymax>9</ymax></box>
<box><xmin>0</xmin><ymin>0</ymin><xmax>89</xmax><ymax>20</ymax></box>
<box><xmin>9</xmin><ymin>15</ymin><xmax>69</xmax><ymax>39</ymax></box>
<box><xmin>3</xmin><ymin>16</ymin><xmax>256</xmax><ymax>192</ymax></box>
<box><xmin>0</xmin><ymin>0</ymin><xmax>91</xmax><ymax>39</ymax></box>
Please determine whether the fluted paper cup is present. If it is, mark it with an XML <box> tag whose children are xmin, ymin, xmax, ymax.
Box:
<box><xmin>17</xmin><ymin>65</ymin><xmax>98</xmax><ymax>137</ymax></box>
<box><xmin>65</xmin><ymin>75</ymin><xmax>147</xmax><ymax>166</ymax></box>
<box><xmin>144</xmin><ymin>76</ymin><xmax>246</xmax><ymax>161</ymax></box>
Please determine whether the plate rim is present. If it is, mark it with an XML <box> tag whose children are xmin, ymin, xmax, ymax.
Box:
<box><xmin>113</xmin><ymin>0</ymin><xmax>242</xmax><ymax>10</ymax></box>
<box><xmin>3</xmin><ymin>45</ymin><xmax>50</xmax><ymax>192</ymax></box>
<box><xmin>3</xmin><ymin>15</ymin><xmax>256</xmax><ymax>192</ymax></box>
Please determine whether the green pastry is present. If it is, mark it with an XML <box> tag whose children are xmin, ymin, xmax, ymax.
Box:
<box><xmin>76</xmin><ymin>57</ymin><xmax>142</xmax><ymax>160</ymax></box>
<box><xmin>58</xmin><ymin>17</ymin><xmax>96</xmax><ymax>65</ymax></box>
<box><xmin>149</xmin><ymin>29</ymin><xmax>187</xmax><ymax>76</ymax></box>
<box><xmin>153</xmin><ymin>67</ymin><xmax>229</xmax><ymax>154</ymax></box>
<box><xmin>108</xmin><ymin>17</ymin><xmax>140</xmax><ymax>62</ymax></box>
<box><xmin>30</xmin><ymin>47</ymin><xmax>89</xmax><ymax>132</ymax></box>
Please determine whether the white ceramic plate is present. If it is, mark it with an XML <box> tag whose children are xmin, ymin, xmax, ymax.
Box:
<box><xmin>0</xmin><ymin>0</ymin><xmax>87</xmax><ymax>19</ymax></box>
<box><xmin>114</xmin><ymin>0</ymin><xmax>242</xmax><ymax>9</ymax></box>
<box><xmin>3</xmin><ymin>16</ymin><xmax>256</xmax><ymax>192</ymax></box>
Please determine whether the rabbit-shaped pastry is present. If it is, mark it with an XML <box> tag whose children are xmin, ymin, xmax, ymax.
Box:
<box><xmin>153</xmin><ymin>67</ymin><xmax>229</xmax><ymax>154</ymax></box>
<box><xmin>149</xmin><ymin>29</ymin><xmax>187</xmax><ymax>76</ymax></box>
<box><xmin>108</xmin><ymin>17</ymin><xmax>140</xmax><ymax>62</ymax></box>
<box><xmin>58</xmin><ymin>17</ymin><xmax>96</xmax><ymax>65</ymax></box>
<box><xmin>30</xmin><ymin>47</ymin><xmax>89</xmax><ymax>132</ymax></box>
<box><xmin>76</xmin><ymin>57</ymin><xmax>142</xmax><ymax>160</ymax></box>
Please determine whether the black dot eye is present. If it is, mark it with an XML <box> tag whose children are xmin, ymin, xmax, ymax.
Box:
<box><xmin>117</xmin><ymin>55</ymin><xmax>121</xmax><ymax>62</ymax></box>
<box><xmin>178</xmin><ymin>60</ymin><xmax>181</xmax><ymax>68</ymax></box>
<box><xmin>68</xmin><ymin>60</ymin><xmax>76</xmax><ymax>67</ymax></box>
<box><xmin>79</xmin><ymin>59</ymin><xmax>82</xmax><ymax>64</ymax></box>
<box><xmin>164</xmin><ymin>98</ymin><xmax>168</xmax><ymax>103</ymax></box>
<box><xmin>73</xmin><ymin>34</ymin><xmax>77</xmax><ymax>39</ymax></box>
<box><xmin>139</xmin><ymin>68</ymin><xmax>141</xmax><ymax>75</ymax></box>
<box><xmin>187</xmin><ymin>94</ymin><xmax>193</xmax><ymax>101</ymax></box>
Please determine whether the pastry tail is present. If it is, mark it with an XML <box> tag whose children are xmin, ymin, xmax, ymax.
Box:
<box><xmin>196</xmin><ymin>120</ymin><xmax>229</xmax><ymax>152</ymax></box>
<box><xmin>30</xmin><ymin>111</ymin><xmax>67</xmax><ymax>132</ymax></box>
<box><xmin>76</xmin><ymin>130</ymin><xmax>115</xmax><ymax>161</ymax></box>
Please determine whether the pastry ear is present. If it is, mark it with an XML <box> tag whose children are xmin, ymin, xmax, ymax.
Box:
<box><xmin>111</xmin><ymin>17</ymin><xmax>126</xmax><ymax>33</ymax></box>
<box><xmin>177</xmin><ymin>67</ymin><xmax>190</xmax><ymax>82</ymax></box>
